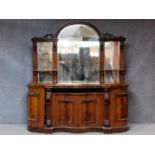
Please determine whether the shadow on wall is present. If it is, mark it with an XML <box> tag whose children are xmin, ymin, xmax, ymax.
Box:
<box><xmin>128</xmin><ymin>90</ymin><xmax>139</xmax><ymax>123</ymax></box>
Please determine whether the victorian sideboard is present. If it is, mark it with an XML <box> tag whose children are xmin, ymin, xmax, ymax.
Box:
<box><xmin>27</xmin><ymin>22</ymin><xmax>128</xmax><ymax>133</ymax></box>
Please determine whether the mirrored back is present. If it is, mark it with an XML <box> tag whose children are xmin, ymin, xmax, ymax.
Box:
<box><xmin>57</xmin><ymin>24</ymin><xmax>100</xmax><ymax>84</ymax></box>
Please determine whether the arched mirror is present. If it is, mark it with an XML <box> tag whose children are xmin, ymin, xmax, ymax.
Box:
<box><xmin>57</xmin><ymin>24</ymin><xmax>100</xmax><ymax>84</ymax></box>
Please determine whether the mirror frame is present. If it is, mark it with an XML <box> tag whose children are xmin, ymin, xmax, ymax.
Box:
<box><xmin>56</xmin><ymin>23</ymin><xmax>101</xmax><ymax>84</ymax></box>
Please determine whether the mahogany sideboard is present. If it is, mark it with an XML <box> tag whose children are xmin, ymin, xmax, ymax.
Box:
<box><xmin>27</xmin><ymin>22</ymin><xmax>128</xmax><ymax>133</ymax></box>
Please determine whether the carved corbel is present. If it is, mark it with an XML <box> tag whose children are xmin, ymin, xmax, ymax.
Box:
<box><xmin>45</xmin><ymin>90</ymin><xmax>52</xmax><ymax>127</ymax></box>
<box><xmin>104</xmin><ymin>89</ymin><xmax>110</xmax><ymax>127</ymax></box>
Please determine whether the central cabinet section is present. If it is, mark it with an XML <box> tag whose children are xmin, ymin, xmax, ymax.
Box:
<box><xmin>52</xmin><ymin>93</ymin><xmax>104</xmax><ymax>128</ymax></box>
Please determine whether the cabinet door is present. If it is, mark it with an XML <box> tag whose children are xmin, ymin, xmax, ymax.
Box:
<box><xmin>28</xmin><ymin>87</ymin><xmax>45</xmax><ymax>129</ymax></box>
<box><xmin>110</xmin><ymin>88</ymin><xmax>128</xmax><ymax>127</ymax></box>
<box><xmin>78</xmin><ymin>94</ymin><xmax>104</xmax><ymax>127</ymax></box>
<box><xmin>52</xmin><ymin>94</ymin><xmax>77</xmax><ymax>127</ymax></box>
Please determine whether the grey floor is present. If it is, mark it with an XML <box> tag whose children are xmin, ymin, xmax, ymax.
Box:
<box><xmin>0</xmin><ymin>124</ymin><xmax>155</xmax><ymax>135</ymax></box>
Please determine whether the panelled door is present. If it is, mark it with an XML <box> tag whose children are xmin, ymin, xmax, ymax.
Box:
<box><xmin>28</xmin><ymin>87</ymin><xmax>45</xmax><ymax>129</ymax></box>
<box><xmin>52</xmin><ymin>94</ymin><xmax>77</xmax><ymax>127</ymax></box>
<box><xmin>110</xmin><ymin>88</ymin><xmax>128</xmax><ymax>127</ymax></box>
<box><xmin>78</xmin><ymin>94</ymin><xmax>104</xmax><ymax>127</ymax></box>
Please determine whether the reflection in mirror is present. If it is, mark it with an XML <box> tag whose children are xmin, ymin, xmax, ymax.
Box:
<box><xmin>113</xmin><ymin>70</ymin><xmax>120</xmax><ymax>83</ymax></box>
<box><xmin>104</xmin><ymin>41</ymin><xmax>120</xmax><ymax>70</ymax></box>
<box><xmin>38</xmin><ymin>72</ymin><xmax>52</xmax><ymax>83</ymax></box>
<box><xmin>57</xmin><ymin>24</ymin><xmax>99</xmax><ymax>84</ymax></box>
<box><xmin>104</xmin><ymin>71</ymin><xmax>113</xmax><ymax>83</ymax></box>
<box><xmin>37</xmin><ymin>42</ymin><xmax>52</xmax><ymax>70</ymax></box>
<box><xmin>104</xmin><ymin>71</ymin><xmax>120</xmax><ymax>84</ymax></box>
<box><xmin>104</xmin><ymin>41</ymin><xmax>120</xmax><ymax>84</ymax></box>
